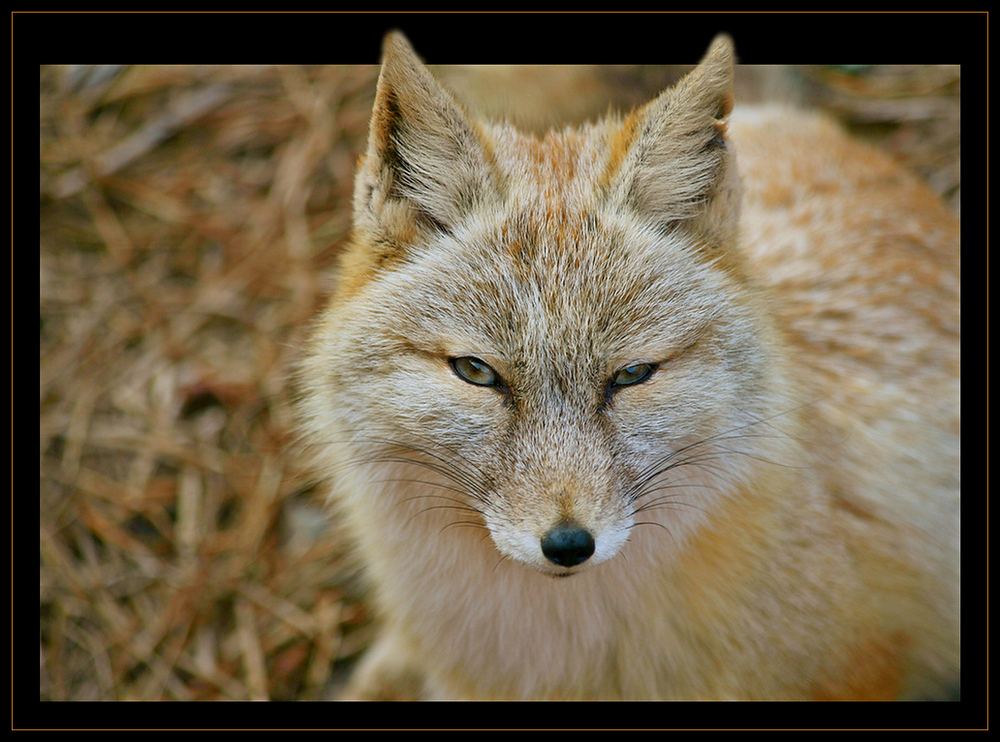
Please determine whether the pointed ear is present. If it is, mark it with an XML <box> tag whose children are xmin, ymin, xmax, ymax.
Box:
<box><xmin>353</xmin><ymin>32</ymin><xmax>502</xmax><ymax>244</ymax></box>
<box><xmin>605</xmin><ymin>35</ymin><xmax>740</xmax><ymax>246</ymax></box>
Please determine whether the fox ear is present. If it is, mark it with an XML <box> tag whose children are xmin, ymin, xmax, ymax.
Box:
<box><xmin>606</xmin><ymin>35</ymin><xmax>740</xmax><ymax>246</ymax></box>
<box><xmin>354</xmin><ymin>32</ymin><xmax>501</xmax><ymax>243</ymax></box>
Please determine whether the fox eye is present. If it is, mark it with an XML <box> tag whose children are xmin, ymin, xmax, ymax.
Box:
<box><xmin>611</xmin><ymin>362</ymin><xmax>657</xmax><ymax>388</ymax></box>
<box><xmin>450</xmin><ymin>356</ymin><xmax>499</xmax><ymax>387</ymax></box>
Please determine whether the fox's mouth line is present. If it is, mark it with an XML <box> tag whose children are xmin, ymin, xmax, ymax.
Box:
<box><xmin>542</xmin><ymin>566</ymin><xmax>580</xmax><ymax>579</ymax></box>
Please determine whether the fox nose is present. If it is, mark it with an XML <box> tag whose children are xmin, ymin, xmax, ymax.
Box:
<box><xmin>541</xmin><ymin>521</ymin><xmax>596</xmax><ymax>567</ymax></box>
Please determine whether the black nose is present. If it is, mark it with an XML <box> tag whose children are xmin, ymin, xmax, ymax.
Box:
<box><xmin>541</xmin><ymin>522</ymin><xmax>595</xmax><ymax>567</ymax></box>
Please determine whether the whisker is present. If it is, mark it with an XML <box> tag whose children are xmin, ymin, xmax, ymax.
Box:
<box><xmin>348</xmin><ymin>437</ymin><xmax>495</xmax><ymax>507</ymax></box>
<box><xmin>624</xmin><ymin>402</ymin><xmax>816</xmax><ymax>522</ymax></box>
<box><xmin>440</xmin><ymin>519</ymin><xmax>489</xmax><ymax>534</ymax></box>
<box><xmin>631</xmin><ymin>494</ymin><xmax>708</xmax><ymax>516</ymax></box>
<box><xmin>631</xmin><ymin>520</ymin><xmax>673</xmax><ymax>537</ymax></box>
<box><xmin>319</xmin><ymin>434</ymin><xmax>498</xmax><ymax>538</ymax></box>
<box><xmin>491</xmin><ymin>553</ymin><xmax>513</xmax><ymax>574</ymax></box>
<box><xmin>391</xmin><ymin>479</ymin><xmax>471</xmax><ymax>498</ymax></box>
<box><xmin>408</xmin><ymin>502</ymin><xmax>484</xmax><ymax>519</ymax></box>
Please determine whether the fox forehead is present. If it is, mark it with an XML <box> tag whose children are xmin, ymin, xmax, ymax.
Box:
<box><xmin>368</xmin><ymin>206</ymin><xmax>727</xmax><ymax>365</ymax></box>
<box><xmin>484</xmin><ymin>122</ymin><xmax>618</xmax><ymax>208</ymax></box>
<box><xmin>431</xmin><ymin>120</ymin><xmax>729</xmax><ymax>300</ymax></box>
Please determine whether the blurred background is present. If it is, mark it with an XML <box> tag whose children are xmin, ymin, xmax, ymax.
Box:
<box><xmin>39</xmin><ymin>58</ymin><xmax>960</xmax><ymax>701</ymax></box>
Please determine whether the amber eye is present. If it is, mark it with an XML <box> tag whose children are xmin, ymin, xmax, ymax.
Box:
<box><xmin>450</xmin><ymin>356</ymin><xmax>499</xmax><ymax>387</ymax></box>
<box><xmin>611</xmin><ymin>362</ymin><xmax>657</xmax><ymax>388</ymax></box>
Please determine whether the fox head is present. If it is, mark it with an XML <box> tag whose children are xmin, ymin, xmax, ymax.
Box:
<box><xmin>302</xmin><ymin>33</ymin><xmax>786</xmax><ymax>576</ymax></box>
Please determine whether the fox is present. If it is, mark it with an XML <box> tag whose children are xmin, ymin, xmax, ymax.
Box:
<box><xmin>297</xmin><ymin>32</ymin><xmax>960</xmax><ymax>700</ymax></box>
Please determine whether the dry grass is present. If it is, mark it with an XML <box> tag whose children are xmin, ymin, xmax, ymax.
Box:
<box><xmin>39</xmin><ymin>64</ymin><xmax>380</xmax><ymax>701</ymax></box>
<box><xmin>38</xmin><ymin>62</ymin><xmax>959</xmax><ymax>702</ymax></box>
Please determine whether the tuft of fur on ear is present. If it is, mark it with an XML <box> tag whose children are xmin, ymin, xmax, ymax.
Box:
<box><xmin>354</xmin><ymin>32</ymin><xmax>502</xmax><ymax>244</ymax></box>
<box><xmin>606</xmin><ymin>35</ymin><xmax>741</xmax><ymax>246</ymax></box>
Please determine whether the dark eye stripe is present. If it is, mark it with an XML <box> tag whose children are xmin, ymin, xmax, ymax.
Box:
<box><xmin>450</xmin><ymin>356</ymin><xmax>499</xmax><ymax>387</ymax></box>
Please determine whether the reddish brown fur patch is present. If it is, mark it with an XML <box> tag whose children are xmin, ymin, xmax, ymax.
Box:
<box><xmin>332</xmin><ymin>229</ymin><xmax>414</xmax><ymax>301</ymax></box>
<box><xmin>832</xmin><ymin>494</ymin><xmax>879</xmax><ymax>522</ymax></box>
<box><xmin>599</xmin><ymin>109</ymin><xmax>642</xmax><ymax>189</ymax></box>
<box><xmin>810</xmin><ymin>632</ymin><xmax>911</xmax><ymax>700</ymax></box>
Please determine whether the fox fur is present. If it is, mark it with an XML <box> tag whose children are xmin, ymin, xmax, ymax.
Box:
<box><xmin>297</xmin><ymin>33</ymin><xmax>960</xmax><ymax>700</ymax></box>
